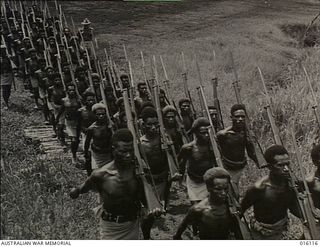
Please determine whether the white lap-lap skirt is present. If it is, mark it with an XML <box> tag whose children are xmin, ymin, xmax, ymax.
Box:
<box><xmin>93</xmin><ymin>205</ymin><xmax>140</xmax><ymax>240</ymax></box>
<box><xmin>65</xmin><ymin>119</ymin><xmax>77</xmax><ymax>138</ymax></box>
<box><xmin>186</xmin><ymin>175</ymin><xmax>208</xmax><ymax>202</ymax></box>
<box><xmin>53</xmin><ymin>105</ymin><xmax>65</xmax><ymax>125</ymax></box>
<box><xmin>91</xmin><ymin>150</ymin><xmax>112</xmax><ymax>170</ymax></box>
<box><xmin>30</xmin><ymin>76</ymin><xmax>38</xmax><ymax>88</ymax></box>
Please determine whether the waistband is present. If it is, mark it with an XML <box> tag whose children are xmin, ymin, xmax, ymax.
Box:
<box><xmin>101</xmin><ymin>211</ymin><xmax>137</xmax><ymax>223</ymax></box>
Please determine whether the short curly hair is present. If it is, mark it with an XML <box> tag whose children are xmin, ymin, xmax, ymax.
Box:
<box><xmin>203</xmin><ymin>167</ymin><xmax>230</xmax><ymax>187</ymax></box>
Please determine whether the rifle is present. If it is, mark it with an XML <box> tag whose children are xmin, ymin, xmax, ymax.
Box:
<box><xmin>181</xmin><ymin>51</ymin><xmax>196</xmax><ymax>119</ymax></box>
<box><xmin>1</xmin><ymin>35</ymin><xmax>17</xmax><ymax>70</ymax></box>
<box><xmin>103</xmin><ymin>48</ymin><xmax>118</xmax><ymax>96</ymax></box>
<box><xmin>89</xmin><ymin>61</ymin><xmax>114</xmax><ymax>132</ymax></box>
<box><xmin>302</xmin><ymin>65</ymin><xmax>320</xmax><ymax>129</ymax></box>
<box><xmin>152</xmin><ymin>55</ymin><xmax>180</xmax><ymax>180</ymax></box>
<box><xmin>128</xmin><ymin>60</ymin><xmax>136</xmax><ymax>112</ymax></box>
<box><xmin>291</xmin><ymin>128</ymin><xmax>320</xmax><ymax>240</ymax></box>
<box><xmin>71</xmin><ymin>17</ymin><xmax>76</xmax><ymax>36</ymax></box>
<box><xmin>140</xmin><ymin>51</ymin><xmax>154</xmax><ymax>104</ymax></box>
<box><xmin>259</xmin><ymin>67</ymin><xmax>318</xmax><ymax>239</ymax></box>
<box><xmin>65</xmin><ymin>44</ymin><xmax>82</xmax><ymax>101</ymax></box>
<box><xmin>229</xmin><ymin>60</ymin><xmax>265</xmax><ymax>168</ymax></box>
<box><xmin>159</xmin><ymin>55</ymin><xmax>189</xmax><ymax>144</ymax></box>
<box><xmin>210</xmin><ymin>46</ymin><xmax>224</xmax><ymax>130</ymax></box>
<box><xmin>159</xmin><ymin>55</ymin><xmax>173</xmax><ymax>104</ymax></box>
<box><xmin>211</xmin><ymin>78</ymin><xmax>224</xmax><ymax>130</ymax></box>
<box><xmin>258</xmin><ymin>67</ymin><xmax>282</xmax><ymax>145</ymax></box>
<box><xmin>55</xmin><ymin>41</ymin><xmax>66</xmax><ymax>91</ymax></box>
<box><xmin>122</xmin><ymin>88</ymin><xmax>163</xmax><ymax>211</ymax></box>
<box><xmin>229</xmin><ymin>51</ymin><xmax>242</xmax><ymax>104</ymax></box>
<box><xmin>84</xmin><ymin>47</ymin><xmax>95</xmax><ymax>92</ymax></box>
<box><xmin>195</xmin><ymin>59</ymin><xmax>252</xmax><ymax>240</ymax></box>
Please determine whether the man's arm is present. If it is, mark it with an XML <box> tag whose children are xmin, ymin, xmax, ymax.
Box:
<box><xmin>69</xmin><ymin>171</ymin><xmax>99</xmax><ymax>198</ymax></box>
<box><xmin>76</xmin><ymin>109</ymin><xmax>82</xmax><ymax>139</ymax></box>
<box><xmin>177</xmin><ymin>144</ymin><xmax>191</xmax><ymax>175</ymax></box>
<box><xmin>84</xmin><ymin>127</ymin><xmax>93</xmax><ymax>158</ymax></box>
<box><xmin>288</xmin><ymin>191</ymin><xmax>303</xmax><ymax>219</ymax></box>
<box><xmin>241</xmin><ymin>185</ymin><xmax>260</xmax><ymax>213</ymax></box>
<box><xmin>55</xmin><ymin>103</ymin><xmax>65</xmax><ymax>125</ymax></box>
<box><xmin>173</xmin><ymin>205</ymin><xmax>201</xmax><ymax>239</ymax></box>
<box><xmin>245</xmin><ymin>134</ymin><xmax>259</xmax><ymax>165</ymax></box>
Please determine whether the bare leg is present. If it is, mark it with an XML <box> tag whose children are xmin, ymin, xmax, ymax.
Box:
<box><xmin>70</xmin><ymin>137</ymin><xmax>79</xmax><ymax>164</ymax></box>
<box><xmin>141</xmin><ymin>215</ymin><xmax>155</xmax><ymax>240</ymax></box>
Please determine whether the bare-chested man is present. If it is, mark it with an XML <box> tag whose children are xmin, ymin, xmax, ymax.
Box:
<box><xmin>56</xmin><ymin>84</ymin><xmax>82</xmax><ymax>164</ymax></box>
<box><xmin>139</xmin><ymin>107</ymin><xmax>170</xmax><ymax>239</ymax></box>
<box><xmin>48</xmin><ymin>73</ymin><xmax>66</xmax><ymax>144</ymax></box>
<box><xmin>178</xmin><ymin>98</ymin><xmax>194</xmax><ymax>133</ymax></box>
<box><xmin>78</xmin><ymin>89</ymin><xmax>97</xmax><ymax>175</ymax></box>
<box><xmin>163</xmin><ymin>105</ymin><xmax>184</xmax><ymax>153</ymax></box>
<box><xmin>70</xmin><ymin>129</ymin><xmax>161</xmax><ymax>239</ymax></box>
<box><xmin>134</xmin><ymin>82</ymin><xmax>151</xmax><ymax>114</ymax></box>
<box><xmin>241</xmin><ymin>145</ymin><xmax>301</xmax><ymax>239</ymax></box>
<box><xmin>178</xmin><ymin>117</ymin><xmax>216</xmax><ymax>204</ymax></box>
<box><xmin>74</xmin><ymin>66</ymin><xmax>89</xmax><ymax>96</ymax></box>
<box><xmin>173</xmin><ymin>167</ymin><xmax>239</xmax><ymax>240</ymax></box>
<box><xmin>217</xmin><ymin>104</ymin><xmax>259</xmax><ymax>187</ymax></box>
<box><xmin>84</xmin><ymin>103</ymin><xmax>113</xmax><ymax>170</ymax></box>
<box><xmin>208</xmin><ymin>105</ymin><xmax>223</xmax><ymax>132</ymax></box>
<box><xmin>307</xmin><ymin>144</ymin><xmax>320</xmax><ymax>210</ymax></box>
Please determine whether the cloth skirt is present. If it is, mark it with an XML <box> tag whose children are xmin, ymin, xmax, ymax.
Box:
<box><xmin>186</xmin><ymin>175</ymin><xmax>208</xmax><ymax>202</ymax></box>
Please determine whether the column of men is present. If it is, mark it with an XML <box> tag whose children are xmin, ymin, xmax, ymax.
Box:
<box><xmin>1</xmin><ymin>1</ymin><xmax>319</xmax><ymax>240</ymax></box>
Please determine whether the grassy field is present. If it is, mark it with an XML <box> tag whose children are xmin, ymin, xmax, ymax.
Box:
<box><xmin>1</xmin><ymin>0</ymin><xmax>319</xmax><ymax>240</ymax></box>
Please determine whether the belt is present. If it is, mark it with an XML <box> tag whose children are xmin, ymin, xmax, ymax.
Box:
<box><xmin>101</xmin><ymin>211</ymin><xmax>137</xmax><ymax>223</ymax></box>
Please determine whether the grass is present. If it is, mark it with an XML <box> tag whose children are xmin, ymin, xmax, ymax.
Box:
<box><xmin>1</xmin><ymin>0</ymin><xmax>319</xmax><ymax>240</ymax></box>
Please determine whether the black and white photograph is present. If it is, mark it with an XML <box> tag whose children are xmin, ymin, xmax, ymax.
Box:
<box><xmin>0</xmin><ymin>0</ymin><xmax>319</xmax><ymax>243</ymax></box>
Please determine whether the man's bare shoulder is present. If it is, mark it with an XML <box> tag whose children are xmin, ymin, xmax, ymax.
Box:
<box><xmin>217</xmin><ymin>126</ymin><xmax>234</xmax><ymax>136</ymax></box>
<box><xmin>191</xmin><ymin>198</ymin><xmax>209</xmax><ymax>213</ymax></box>
<box><xmin>252</xmin><ymin>176</ymin><xmax>269</xmax><ymax>191</ymax></box>
<box><xmin>91</xmin><ymin>161</ymin><xmax>117</xmax><ymax>178</ymax></box>
<box><xmin>181</xmin><ymin>140</ymin><xmax>196</xmax><ymax>151</ymax></box>
<box><xmin>88</xmin><ymin>121</ymin><xmax>98</xmax><ymax>130</ymax></box>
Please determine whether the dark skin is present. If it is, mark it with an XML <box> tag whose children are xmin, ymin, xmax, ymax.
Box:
<box><xmin>164</xmin><ymin>111</ymin><xmax>184</xmax><ymax>153</ymax></box>
<box><xmin>48</xmin><ymin>77</ymin><xmax>65</xmax><ymax>106</ymax></box>
<box><xmin>174</xmin><ymin>177</ymin><xmax>236</xmax><ymax>240</ymax></box>
<box><xmin>140</xmin><ymin>116</ymin><xmax>172</xmax><ymax>239</ymax></box>
<box><xmin>55</xmin><ymin>85</ymin><xmax>81</xmax><ymax>164</ymax></box>
<box><xmin>140</xmin><ymin>117</ymin><xmax>168</xmax><ymax>176</ymax></box>
<box><xmin>78</xmin><ymin>95</ymin><xmax>96</xmax><ymax>134</ymax></box>
<box><xmin>159</xmin><ymin>91</ymin><xmax>167</xmax><ymax>109</ymax></box>
<box><xmin>179</xmin><ymin>101</ymin><xmax>194</xmax><ymax>132</ymax></box>
<box><xmin>179</xmin><ymin>126</ymin><xmax>215</xmax><ymax>188</ymax></box>
<box><xmin>217</xmin><ymin>109</ymin><xmax>258</xmax><ymax>168</ymax></box>
<box><xmin>208</xmin><ymin>107</ymin><xmax>221</xmax><ymax>132</ymax></box>
<box><xmin>75</xmin><ymin>70</ymin><xmax>89</xmax><ymax>95</ymax></box>
<box><xmin>84</xmin><ymin>108</ymin><xmax>113</xmax><ymax>163</ymax></box>
<box><xmin>306</xmin><ymin>152</ymin><xmax>320</xmax><ymax>210</ymax></box>
<box><xmin>135</xmin><ymin>83</ymin><xmax>151</xmax><ymax>111</ymax></box>
<box><xmin>241</xmin><ymin>154</ymin><xmax>301</xmax><ymax>224</ymax></box>
<box><xmin>92</xmin><ymin>76</ymin><xmax>102</xmax><ymax>101</ymax></box>
<box><xmin>48</xmin><ymin>77</ymin><xmax>66</xmax><ymax>143</ymax></box>
<box><xmin>69</xmin><ymin>140</ymin><xmax>161</xmax><ymax>217</ymax></box>
<box><xmin>77</xmin><ymin>95</ymin><xmax>96</xmax><ymax>175</ymax></box>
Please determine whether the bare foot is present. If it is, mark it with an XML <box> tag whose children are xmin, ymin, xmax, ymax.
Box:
<box><xmin>71</xmin><ymin>157</ymin><xmax>78</xmax><ymax>165</ymax></box>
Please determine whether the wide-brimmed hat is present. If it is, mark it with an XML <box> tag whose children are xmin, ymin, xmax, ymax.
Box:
<box><xmin>81</xmin><ymin>18</ymin><xmax>91</xmax><ymax>25</ymax></box>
